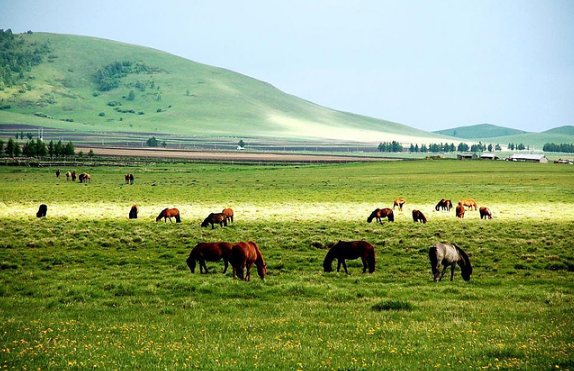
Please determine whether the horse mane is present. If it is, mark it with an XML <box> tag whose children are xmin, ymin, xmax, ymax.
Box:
<box><xmin>367</xmin><ymin>209</ymin><xmax>379</xmax><ymax>223</ymax></box>
<box><xmin>323</xmin><ymin>245</ymin><xmax>338</xmax><ymax>272</ymax></box>
<box><xmin>452</xmin><ymin>243</ymin><xmax>472</xmax><ymax>274</ymax></box>
<box><xmin>156</xmin><ymin>208</ymin><xmax>168</xmax><ymax>221</ymax></box>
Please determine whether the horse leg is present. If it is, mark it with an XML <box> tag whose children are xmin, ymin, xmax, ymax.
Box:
<box><xmin>222</xmin><ymin>259</ymin><xmax>228</xmax><ymax>274</ymax></box>
<box><xmin>245</xmin><ymin>262</ymin><xmax>253</xmax><ymax>281</ymax></box>
<box><xmin>361</xmin><ymin>257</ymin><xmax>368</xmax><ymax>273</ymax></box>
<box><xmin>337</xmin><ymin>259</ymin><xmax>341</xmax><ymax>272</ymax></box>
<box><xmin>450</xmin><ymin>265</ymin><xmax>455</xmax><ymax>281</ymax></box>
<box><xmin>439</xmin><ymin>265</ymin><xmax>448</xmax><ymax>281</ymax></box>
<box><xmin>342</xmin><ymin>260</ymin><xmax>349</xmax><ymax>275</ymax></box>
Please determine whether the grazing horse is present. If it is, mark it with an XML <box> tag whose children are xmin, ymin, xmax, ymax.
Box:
<box><xmin>367</xmin><ymin>208</ymin><xmax>394</xmax><ymax>224</ymax></box>
<box><xmin>435</xmin><ymin>199</ymin><xmax>453</xmax><ymax>211</ymax></box>
<box><xmin>323</xmin><ymin>240</ymin><xmax>376</xmax><ymax>274</ymax></box>
<box><xmin>455</xmin><ymin>203</ymin><xmax>465</xmax><ymax>218</ymax></box>
<box><xmin>459</xmin><ymin>198</ymin><xmax>477</xmax><ymax>210</ymax></box>
<box><xmin>71</xmin><ymin>171</ymin><xmax>77</xmax><ymax>182</ymax></box>
<box><xmin>78</xmin><ymin>173</ymin><xmax>91</xmax><ymax>183</ymax></box>
<box><xmin>129</xmin><ymin>205</ymin><xmax>139</xmax><ymax>219</ymax></box>
<box><xmin>412</xmin><ymin>209</ymin><xmax>427</xmax><ymax>223</ymax></box>
<box><xmin>393</xmin><ymin>198</ymin><xmax>406</xmax><ymax>211</ymax></box>
<box><xmin>65</xmin><ymin>171</ymin><xmax>71</xmax><ymax>181</ymax></box>
<box><xmin>187</xmin><ymin>242</ymin><xmax>234</xmax><ymax>274</ymax></box>
<box><xmin>36</xmin><ymin>204</ymin><xmax>47</xmax><ymax>218</ymax></box>
<box><xmin>125</xmin><ymin>173</ymin><xmax>134</xmax><ymax>185</ymax></box>
<box><xmin>156</xmin><ymin>208</ymin><xmax>181</xmax><ymax>223</ymax></box>
<box><xmin>479</xmin><ymin>206</ymin><xmax>492</xmax><ymax>219</ymax></box>
<box><xmin>201</xmin><ymin>213</ymin><xmax>228</xmax><ymax>229</ymax></box>
<box><xmin>55</xmin><ymin>169</ymin><xmax>61</xmax><ymax>179</ymax></box>
<box><xmin>230</xmin><ymin>241</ymin><xmax>266</xmax><ymax>281</ymax></box>
<box><xmin>222</xmin><ymin>208</ymin><xmax>234</xmax><ymax>223</ymax></box>
<box><xmin>428</xmin><ymin>242</ymin><xmax>472</xmax><ymax>282</ymax></box>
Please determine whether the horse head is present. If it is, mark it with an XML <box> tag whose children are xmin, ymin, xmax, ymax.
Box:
<box><xmin>367</xmin><ymin>209</ymin><xmax>379</xmax><ymax>223</ymax></box>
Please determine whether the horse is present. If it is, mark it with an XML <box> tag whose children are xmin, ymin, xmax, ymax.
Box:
<box><xmin>78</xmin><ymin>173</ymin><xmax>91</xmax><ymax>183</ymax></box>
<box><xmin>323</xmin><ymin>240</ymin><xmax>376</xmax><ymax>274</ymax></box>
<box><xmin>367</xmin><ymin>208</ymin><xmax>394</xmax><ymax>224</ymax></box>
<box><xmin>187</xmin><ymin>242</ymin><xmax>234</xmax><ymax>274</ymax></box>
<box><xmin>201</xmin><ymin>213</ymin><xmax>228</xmax><ymax>229</ymax></box>
<box><xmin>455</xmin><ymin>203</ymin><xmax>465</xmax><ymax>218</ymax></box>
<box><xmin>479</xmin><ymin>206</ymin><xmax>492</xmax><ymax>219</ymax></box>
<box><xmin>435</xmin><ymin>198</ymin><xmax>453</xmax><ymax>211</ymax></box>
<box><xmin>156</xmin><ymin>208</ymin><xmax>181</xmax><ymax>223</ymax></box>
<box><xmin>55</xmin><ymin>169</ymin><xmax>61</xmax><ymax>179</ymax></box>
<box><xmin>412</xmin><ymin>209</ymin><xmax>427</xmax><ymax>223</ymax></box>
<box><xmin>428</xmin><ymin>242</ymin><xmax>472</xmax><ymax>282</ymax></box>
<box><xmin>36</xmin><ymin>204</ymin><xmax>47</xmax><ymax>218</ymax></box>
<box><xmin>129</xmin><ymin>205</ymin><xmax>139</xmax><ymax>219</ymax></box>
<box><xmin>71</xmin><ymin>171</ymin><xmax>77</xmax><ymax>182</ymax></box>
<box><xmin>125</xmin><ymin>173</ymin><xmax>134</xmax><ymax>185</ymax></box>
<box><xmin>393</xmin><ymin>198</ymin><xmax>405</xmax><ymax>211</ymax></box>
<box><xmin>230</xmin><ymin>241</ymin><xmax>266</xmax><ymax>281</ymax></box>
<box><xmin>459</xmin><ymin>198</ymin><xmax>477</xmax><ymax>210</ymax></box>
<box><xmin>222</xmin><ymin>208</ymin><xmax>234</xmax><ymax>223</ymax></box>
<box><xmin>65</xmin><ymin>171</ymin><xmax>71</xmax><ymax>181</ymax></box>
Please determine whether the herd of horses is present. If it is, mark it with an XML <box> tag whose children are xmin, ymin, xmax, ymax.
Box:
<box><xmin>56</xmin><ymin>169</ymin><xmax>92</xmax><ymax>183</ymax></box>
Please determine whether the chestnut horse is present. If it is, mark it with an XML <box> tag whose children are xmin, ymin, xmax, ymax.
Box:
<box><xmin>222</xmin><ymin>208</ymin><xmax>234</xmax><ymax>223</ymax></box>
<box><xmin>429</xmin><ymin>242</ymin><xmax>472</xmax><ymax>282</ymax></box>
<box><xmin>479</xmin><ymin>206</ymin><xmax>492</xmax><ymax>219</ymax></box>
<box><xmin>156</xmin><ymin>208</ymin><xmax>181</xmax><ymax>223</ymax></box>
<box><xmin>129</xmin><ymin>205</ymin><xmax>139</xmax><ymax>219</ymax></box>
<box><xmin>323</xmin><ymin>240</ymin><xmax>376</xmax><ymax>274</ymax></box>
<box><xmin>412</xmin><ymin>209</ymin><xmax>427</xmax><ymax>223</ymax></box>
<box><xmin>230</xmin><ymin>241</ymin><xmax>266</xmax><ymax>281</ymax></box>
<box><xmin>455</xmin><ymin>203</ymin><xmax>465</xmax><ymax>218</ymax></box>
<box><xmin>187</xmin><ymin>242</ymin><xmax>234</xmax><ymax>274</ymax></box>
<box><xmin>435</xmin><ymin>199</ymin><xmax>453</xmax><ymax>211</ymax></box>
<box><xmin>459</xmin><ymin>198</ymin><xmax>477</xmax><ymax>210</ymax></box>
<box><xmin>393</xmin><ymin>198</ymin><xmax>405</xmax><ymax>211</ymax></box>
<box><xmin>201</xmin><ymin>213</ymin><xmax>228</xmax><ymax>229</ymax></box>
<box><xmin>367</xmin><ymin>208</ymin><xmax>394</xmax><ymax>224</ymax></box>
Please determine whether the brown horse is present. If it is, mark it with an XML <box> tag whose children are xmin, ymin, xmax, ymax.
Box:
<box><xmin>367</xmin><ymin>208</ymin><xmax>394</xmax><ymax>224</ymax></box>
<box><xmin>479</xmin><ymin>206</ymin><xmax>492</xmax><ymax>219</ymax></box>
<box><xmin>230</xmin><ymin>241</ymin><xmax>266</xmax><ymax>281</ymax></box>
<box><xmin>201</xmin><ymin>213</ymin><xmax>228</xmax><ymax>229</ymax></box>
<box><xmin>455</xmin><ymin>203</ymin><xmax>465</xmax><ymax>218</ymax></box>
<box><xmin>187</xmin><ymin>242</ymin><xmax>234</xmax><ymax>274</ymax></box>
<box><xmin>429</xmin><ymin>242</ymin><xmax>472</xmax><ymax>282</ymax></box>
<box><xmin>55</xmin><ymin>169</ymin><xmax>61</xmax><ymax>179</ymax></box>
<box><xmin>435</xmin><ymin>199</ymin><xmax>453</xmax><ymax>211</ymax></box>
<box><xmin>459</xmin><ymin>198</ymin><xmax>477</xmax><ymax>210</ymax></box>
<box><xmin>156</xmin><ymin>208</ymin><xmax>181</xmax><ymax>223</ymax></box>
<box><xmin>78</xmin><ymin>173</ymin><xmax>91</xmax><ymax>183</ymax></box>
<box><xmin>65</xmin><ymin>171</ymin><xmax>71</xmax><ymax>181</ymax></box>
<box><xmin>129</xmin><ymin>205</ymin><xmax>139</xmax><ymax>219</ymax></box>
<box><xmin>323</xmin><ymin>240</ymin><xmax>376</xmax><ymax>274</ymax></box>
<box><xmin>393</xmin><ymin>198</ymin><xmax>406</xmax><ymax>211</ymax></box>
<box><xmin>124</xmin><ymin>173</ymin><xmax>134</xmax><ymax>185</ymax></box>
<box><xmin>222</xmin><ymin>208</ymin><xmax>234</xmax><ymax>223</ymax></box>
<box><xmin>71</xmin><ymin>171</ymin><xmax>77</xmax><ymax>182</ymax></box>
<box><xmin>412</xmin><ymin>209</ymin><xmax>427</xmax><ymax>223</ymax></box>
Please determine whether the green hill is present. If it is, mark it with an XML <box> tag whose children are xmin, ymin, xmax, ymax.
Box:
<box><xmin>0</xmin><ymin>32</ymin><xmax>447</xmax><ymax>144</ymax></box>
<box><xmin>542</xmin><ymin>125</ymin><xmax>574</xmax><ymax>136</ymax></box>
<box><xmin>433</xmin><ymin>124</ymin><xmax>526</xmax><ymax>139</ymax></box>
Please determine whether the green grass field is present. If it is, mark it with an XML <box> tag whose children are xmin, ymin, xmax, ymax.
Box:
<box><xmin>1</xmin><ymin>160</ymin><xmax>573</xmax><ymax>370</ymax></box>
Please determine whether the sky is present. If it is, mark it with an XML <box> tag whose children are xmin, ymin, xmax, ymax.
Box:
<box><xmin>1</xmin><ymin>0</ymin><xmax>573</xmax><ymax>133</ymax></box>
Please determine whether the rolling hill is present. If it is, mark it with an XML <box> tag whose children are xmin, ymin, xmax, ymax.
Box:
<box><xmin>433</xmin><ymin>123</ymin><xmax>526</xmax><ymax>139</ymax></box>
<box><xmin>0</xmin><ymin>32</ymin><xmax>448</xmax><ymax>145</ymax></box>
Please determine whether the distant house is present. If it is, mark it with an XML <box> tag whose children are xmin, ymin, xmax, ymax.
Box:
<box><xmin>457</xmin><ymin>153</ymin><xmax>478</xmax><ymax>160</ymax></box>
<box><xmin>480</xmin><ymin>153</ymin><xmax>499</xmax><ymax>160</ymax></box>
<box><xmin>237</xmin><ymin>146</ymin><xmax>245</xmax><ymax>151</ymax></box>
<box><xmin>507</xmin><ymin>154</ymin><xmax>548</xmax><ymax>163</ymax></box>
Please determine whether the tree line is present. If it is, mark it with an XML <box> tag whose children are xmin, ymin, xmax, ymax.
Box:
<box><xmin>378</xmin><ymin>141</ymin><xmax>502</xmax><ymax>153</ymax></box>
<box><xmin>0</xmin><ymin>138</ymin><xmax>77</xmax><ymax>158</ymax></box>
<box><xmin>542</xmin><ymin>143</ymin><xmax>574</xmax><ymax>153</ymax></box>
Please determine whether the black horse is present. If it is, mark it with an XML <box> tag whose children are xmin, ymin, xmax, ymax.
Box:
<box><xmin>323</xmin><ymin>240</ymin><xmax>376</xmax><ymax>274</ymax></box>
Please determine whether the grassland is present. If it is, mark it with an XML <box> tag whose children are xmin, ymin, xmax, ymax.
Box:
<box><xmin>0</xmin><ymin>160</ymin><xmax>573</xmax><ymax>370</ymax></box>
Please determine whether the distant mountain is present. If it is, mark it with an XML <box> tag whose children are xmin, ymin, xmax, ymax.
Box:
<box><xmin>0</xmin><ymin>32</ymin><xmax>449</xmax><ymax>144</ymax></box>
<box><xmin>433</xmin><ymin>124</ymin><xmax>527</xmax><ymax>139</ymax></box>
<box><xmin>542</xmin><ymin>126</ymin><xmax>574</xmax><ymax>136</ymax></box>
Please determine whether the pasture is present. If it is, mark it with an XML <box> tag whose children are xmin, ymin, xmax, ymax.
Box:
<box><xmin>0</xmin><ymin>160</ymin><xmax>573</xmax><ymax>370</ymax></box>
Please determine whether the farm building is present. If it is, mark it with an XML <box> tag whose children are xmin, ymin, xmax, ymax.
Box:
<box><xmin>480</xmin><ymin>153</ymin><xmax>499</xmax><ymax>160</ymax></box>
<box><xmin>507</xmin><ymin>154</ymin><xmax>549</xmax><ymax>163</ymax></box>
<box><xmin>457</xmin><ymin>153</ymin><xmax>478</xmax><ymax>160</ymax></box>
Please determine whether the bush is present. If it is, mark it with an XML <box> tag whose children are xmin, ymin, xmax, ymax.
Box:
<box><xmin>372</xmin><ymin>300</ymin><xmax>414</xmax><ymax>311</ymax></box>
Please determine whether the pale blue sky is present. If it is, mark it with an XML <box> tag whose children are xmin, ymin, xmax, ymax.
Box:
<box><xmin>2</xmin><ymin>0</ymin><xmax>573</xmax><ymax>132</ymax></box>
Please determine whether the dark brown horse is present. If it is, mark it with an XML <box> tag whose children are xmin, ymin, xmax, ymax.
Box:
<box><xmin>455</xmin><ymin>203</ymin><xmax>465</xmax><ymax>218</ymax></box>
<box><xmin>36</xmin><ymin>204</ymin><xmax>47</xmax><ymax>218</ymax></box>
<box><xmin>435</xmin><ymin>199</ymin><xmax>453</xmax><ymax>211</ymax></box>
<box><xmin>323</xmin><ymin>240</ymin><xmax>376</xmax><ymax>274</ymax></box>
<box><xmin>124</xmin><ymin>173</ymin><xmax>134</xmax><ymax>185</ymax></box>
<box><xmin>393</xmin><ymin>198</ymin><xmax>405</xmax><ymax>211</ymax></box>
<box><xmin>479</xmin><ymin>206</ymin><xmax>492</xmax><ymax>219</ymax></box>
<box><xmin>367</xmin><ymin>208</ymin><xmax>394</xmax><ymax>224</ymax></box>
<box><xmin>55</xmin><ymin>169</ymin><xmax>61</xmax><ymax>179</ymax></box>
<box><xmin>412</xmin><ymin>209</ymin><xmax>427</xmax><ymax>223</ymax></box>
<box><xmin>201</xmin><ymin>213</ymin><xmax>227</xmax><ymax>229</ymax></box>
<box><xmin>129</xmin><ymin>205</ymin><xmax>139</xmax><ymax>219</ymax></box>
<box><xmin>187</xmin><ymin>242</ymin><xmax>234</xmax><ymax>274</ymax></box>
<box><xmin>230</xmin><ymin>241</ymin><xmax>266</xmax><ymax>281</ymax></box>
<box><xmin>156</xmin><ymin>208</ymin><xmax>181</xmax><ymax>223</ymax></box>
<box><xmin>222</xmin><ymin>208</ymin><xmax>234</xmax><ymax>223</ymax></box>
<box><xmin>429</xmin><ymin>242</ymin><xmax>472</xmax><ymax>282</ymax></box>
<box><xmin>78</xmin><ymin>173</ymin><xmax>91</xmax><ymax>183</ymax></box>
<box><xmin>71</xmin><ymin>171</ymin><xmax>77</xmax><ymax>182</ymax></box>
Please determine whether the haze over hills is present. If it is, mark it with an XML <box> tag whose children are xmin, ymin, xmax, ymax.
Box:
<box><xmin>0</xmin><ymin>32</ymin><xmax>453</xmax><ymax>145</ymax></box>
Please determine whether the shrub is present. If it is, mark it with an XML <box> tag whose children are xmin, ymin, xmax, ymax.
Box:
<box><xmin>372</xmin><ymin>300</ymin><xmax>414</xmax><ymax>311</ymax></box>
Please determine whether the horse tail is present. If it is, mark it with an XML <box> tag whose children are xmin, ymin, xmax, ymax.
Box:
<box><xmin>175</xmin><ymin>213</ymin><xmax>181</xmax><ymax>223</ymax></box>
<box><xmin>367</xmin><ymin>246</ymin><xmax>376</xmax><ymax>273</ymax></box>
<box><xmin>388</xmin><ymin>210</ymin><xmax>394</xmax><ymax>222</ymax></box>
<box><xmin>428</xmin><ymin>245</ymin><xmax>439</xmax><ymax>277</ymax></box>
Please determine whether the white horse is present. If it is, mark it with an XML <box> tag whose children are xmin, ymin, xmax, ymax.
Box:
<box><xmin>428</xmin><ymin>243</ymin><xmax>472</xmax><ymax>282</ymax></box>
